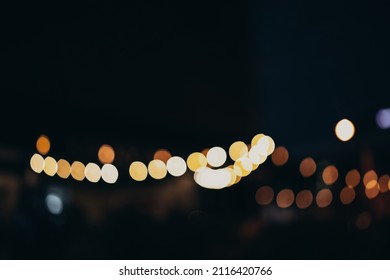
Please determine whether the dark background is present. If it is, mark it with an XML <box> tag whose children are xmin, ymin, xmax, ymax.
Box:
<box><xmin>1</xmin><ymin>0</ymin><xmax>390</xmax><ymax>259</ymax></box>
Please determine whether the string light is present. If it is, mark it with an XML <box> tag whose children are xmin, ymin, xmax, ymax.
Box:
<box><xmin>44</xmin><ymin>156</ymin><xmax>57</xmax><ymax>177</ymax></box>
<box><xmin>101</xmin><ymin>164</ymin><xmax>119</xmax><ymax>184</ymax></box>
<box><xmin>166</xmin><ymin>156</ymin><xmax>187</xmax><ymax>177</ymax></box>
<box><xmin>30</xmin><ymin>153</ymin><xmax>44</xmax><ymax>174</ymax></box>
<box><xmin>85</xmin><ymin>163</ymin><xmax>101</xmax><ymax>183</ymax></box>
<box><xmin>36</xmin><ymin>135</ymin><xmax>51</xmax><ymax>155</ymax></box>
<box><xmin>335</xmin><ymin>119</ymin><xmax>355</xmax><ymax>142</ymax></box>
<box><xmin>129</xmin><ymin>161</ymin><xmax>148</xmax><ymax>181</ymax></box>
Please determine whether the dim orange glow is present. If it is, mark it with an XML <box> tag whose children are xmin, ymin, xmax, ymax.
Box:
<box><xmin>295</xmin><ymin>190</ymin><xmax>313</xmax><ymax>209</ymax></box>
<box><xmin>356</xmin><ymin>212</ymin><xmax>371</xmax><ymax>230</ymax></box>
<box><xmin>345</xmin><ymin>169</ymin><xmax>360</xmax><ymax>188</ymax></box>
<box><xmin>363</xmin><ymin>170</ymin><xmax>378</xmax><ymax>189</ymax></box>
<box><xmin>378</xmin><ymin>175</ymin><xmax>389</xmax><ymax>193</ymax></box>
<box><xmin>339</xmin><ymin>187</ymin><xmax>355</xmax><ymax>205</ymax></box>
<box><xmin>153</xmin><ymin>149</ymin><xmax>172</xmax><ymax>163</ymax></box>
<box><xmin>276</xmin><ymin>189</ymin><xmax>294</xmax><ymax>208</ymax></box>
<box><xmin>316</xmin><ymin>189</ymin><xmax>333</xmax><ymax>208</ymax></box>
<box><xmin>255</xmin><ymin>186</ymin><xmax>274</xmax><ymax>206</ymax></box>
<box><xmin>57</xmin><ymin>159</ymin><xmax>71</xmax><ymax>179</ymax></box>
<box><xmin>71</xmin><ymin>161</ymin><xmax>85</xmax><ymax>181</ymax></box>
<box><xmin>229</xmin><ymin>141</ymin><xmax>248</xmax><ymax>161</ymax></box>
<box><xmin>322</xmin><ymin>165</ymin><xmax>338</xmax><ymax>185</ymax></box>
<box><xmin>30</xmin><ymin>153</ymin><xmax>44</xmax><ymax>173</ymax></box>
<box><xmin>335</xmin><ymin>119</ymin><xmax>355</xmax><ymax>142</ymax></box>
<box><xmin>365</xmin><ymin>184</ymin><xmax>379</xmax><ymax>199</ymax></box>
<box><xmin>271</xmin><ymin>146</ymin><xmax>289</xmax><ymax>166</ymax></box>
<box><xmin>98</xmin><ymin>144</ymin><xmax>115</xmax><ymax>164</ymax></box>
<box><xmin>129</xmin><ymin>161</ymin><xmax>148</xmax><ymax>181</ymax></box>
<box><xmin>186</xmin><ymin>152</ymin><xmax>207</xmax><ymax>172</ymax></box>
<box><xmin>148</xmin><ymin>159</ymin><xmax>167</xmax><ymax>179</ymax></box>
<box><xmin>36</xmin><ymin>135</ymin><xmax>51</xmax><ymax>155</ymax></box>
<box><xmin>299</xmin><ymin>157</ymin><xmax>317</xmax><ymax>178</ymax></box>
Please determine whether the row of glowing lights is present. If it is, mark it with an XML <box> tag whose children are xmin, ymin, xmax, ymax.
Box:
<box><xmin>257</xmin><ymin>163</ymin><xmax>390</xmax><ymax>209</ymax></box>
<box><xmin>30</xmin><ymin>134</ymin><xmax>276</xmax><ymax>187</ymax></box>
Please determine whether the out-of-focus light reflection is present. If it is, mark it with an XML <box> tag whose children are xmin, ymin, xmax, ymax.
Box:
<box><xmin>251</xmin><ymin>134</ymin><xmax>265</xmax><ymax>146</ymax></box>
<box><xmin>44</xmin><ymin>156</ymin><xmax>57</xmax><ymax>176</ymax></box>
<box><xmin>234</xmin><ymin>158</ymin><xmax>252</xmax><ymax>177</ymax></box>
<box><xmin>46</xmin><ymin>193</ymin><xmax>63</xmax><ymax>215</ymax></box>
<box><xmin>316</xmin><ymin>189</ymin><xmax>333</xmax><ymax>208</ymax></box>
<box><xmin>322</xmin><ymin>165</ymin><xmax>338</xmax><ymax>185</ymax></box>
<box><xmin>101</xmin><ymin>164</ymin><xmax>119</xmax><ymax>184</ymax></box>
<box><xmin>255</xmin><ymin>186</ymin><xmax>274</xmax><ymax>206</ymax></box>
<box><xmin>85</xmin><ymin>163</ymin><xmax>101</xmax><ymax>183</ymax></box>
<box><xmin>153</xmin><ymin>149</ymin><xmax>172</xmax><ymax>163</ymax></box>
<box><xmin>378</xmin><ymin>175</ymin><xmax>389</xmax><ymax>193</ymax></box>
<box><xmin>30</xmin><ymin>153</ymin><xmax>44</xmax><ymax>173</ymax></box>
<box><xmin>295</xmin><ymin>190</ymin><xmax>313</xmax><ymax>209</ymax></box>
<box><xmin>206</xmin><ymin>147</ymin><xmax>227</xmax><ymax>168</ymax></box>
<box><xmin>129</xmin><ymin>161</ymin><xmax>148</xmax><ymax>181</ymax></box>
<box><xmin>225</xmin><ymin>166</ymin><xmax>236</xmax><ymax>186</ymax></box>
<box><xmin>36</xmin><ymin>135</ymin><xmax>51</xmax><ymax>155</ymax></box>
<box><xmin>271</xmin><ymin>146</ymin><xmax>289</xmax><ymax>166</ymax></box>
<box><xmin>194</xmin><ymin>167</ymin><xmax>231</xmax><ymax>189</ymax></box>
<box><xmin>167</xmin><ymin>156</ymin><xmax>187</xmax><ymax>177</ymax></box>
<box><xmin>148</xmin><ymin>159</ymin><xmax>167</xmax><ymax>179</ymax></box>
<box><xmin>299</xmin><ymin>157</ymin><xmax>316</xmax><ymax>178</ymax></box>
<box><xmin>71</xmin><ymin>161</ymin><xmax>85</xmax><ymax>181</ymax></box>
<box><xmin>340</xmin><ymin>187</ymin><xmax>355</xmax><ymax>205</ymax></box>
<box><xmin>345</xmin><ymin>169</ymin><xmax>360</xmax><ymax>188</ymax></box>
<box><xmin>186</xmin><ymin>152</ymin><xmax>207</xmax><ymax>172</ymax></box>
<box><xmin>276</xmin><ymin>189</ymin><xmax>294</xmax><ymax>208</ymax></box>
<box><xmin>365</xmin><ymin>184</ymin><xmax>379</xmax><ymax>199</ymax></box>
<box><xmin>356</xmin><ymin>212</ymin><xmax>371</xmax><ymax>230</ymax></box>
<box><xmin>363</xmin><ymin>170</ymin><xmax>378</xmax><ymax>189</ymax></box>
<box><xmin>376</xmin><ymin>108</ymin><xmax>390</xmax><ymax>129</ymax></box>
<box><xmin>335</xmin><ymin>119</ymin><xmax>355</xmax><ymax>142</ymax></box>
<box><xmin>57</xmin><ymin>159</ymin><xmax>71</xmax><ymax>179</ymax></box>
<box><xmin>98</xmin><ymin>144</ymin><xmax>115</xmax><ymax>164</ymax></box>
<box><xmin>229</xmin><ymin>141</ymin><xmax>248</xmax><ymax>161</ymax></box>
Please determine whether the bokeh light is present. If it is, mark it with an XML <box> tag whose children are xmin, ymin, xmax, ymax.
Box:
<box><xmin>316</xmin><ymin>189</ymin><xmax>333</xmax><ymax>208</ymax></box>
<box><xmin>71</xmin><ymin>161</ymin><xmax>86</xmax><ymax>181</ymax></box>
<box><xmin>295</xmin><ymin>190</ymin><xmax>313</xmax><ymax>209</ymax></box>
<box><xmin>234</xmin><ymin>157</ymin><xmax>252</xmax><ymax>177</ymax></box>
<box><xmin>44</xmin><ymin>156</ymin><xmax>57</xmax><ymax>176</ymax></box>
<box><xmin>255</xmin><ymin>186</ymin><xmax>274</xmax><ymax>206</ymax></box>
<box><xmin>129</xmin><ymin>161</ymin><xmax>148</xmax><ymax>181</ymax></box>
<box><xmin>363</xmin><ymin>170</ymin><xmax>378</xmax><ymax>189</ymax></box>
<box><xmin>251</xmin><ymin>134</ymin><xmax>265</xmax><ymax>146</ymax></box>
<box><xmin>186</xmin><ymin>152</ymin><xmax>207</xmax><ymax>172</ymax></box>
<box><xmin>46</xmin><ymin>193</ymin><xmax>63</xmax><ymax>215</ymax></box>
<box><xmin>345</xmin><ymin>169</ymin><xmax>360</xmax><ymax>188</ymax></box>
<box><xmin>365</xmin><ymin>184</ymin><xmax>379</xmax><ymax>199</ymax></box>
<box><xmin>30</xmin><ymin>153</ymin><xmax>44</xmax><ymax>173</ymax></box>
<box><xmin>98</xmin><ymin>144</ymin><xmax>115</xmax><ymax>164</ymax></box>
<box><xmin>322</xmin><ymin>165</ymin><xmax>338</xmax><ymax>185</ymax></box>
<box><xmin>101</xmin><ymin>164</ymin><xmax>119</xmax><ymax>184</ymax></box>
<box><xmin>339</xmin><ymin>187</ymin><xmax>355</xmax><ymax>205</ymax></box>
<box><xmin>36</xmin><ymin>135</ymin><xmax>51</xmax><ymax>155</ymax></box>
<box><xmin>148</xmin><ymin>159</ymin><xmax>167</xmax><ymax>179</ymax></box>
<box><xmin>85</xmin><ymin>163</ymin><xmax>101</xmax><ymax>183</ymax></box>
<box><xmin>378</xmin><ymin>175</ymin><xmax>389</xmax><ymax>193</ymax></box>
<box><xmin>229</xmin><ymin>141</ymin><xmax>248</xmax><ymax>161</ymax></box>
<box><xmin>335</xmin><ymin>119</ymin><xmax>355</xmax><ymax>142</ymax></box>
<box><xmin>225</xmin><ymin>166</ymin><xmax>237</xmax><ymax>186</ymax></box>
<box><xmin>57</xmin><ymin>159</ymin><xmax>71</xmax><ymax>179</ymax></box>
<box><xmin>194</xmin><ymin>167</ymin><xmax>231</xmax><ymax>189</ymax></box>
<box><xmin>276</xmin><ymin>189</ymin><xmax>294</xmax><ymax>208</ymax></box>
<box><xmin>271</xmin><ymin>146</ymin><xmax>289</xmax><ymax>166</ymax></box>
<box><xmin>153</xmin><ymin>149</ymin><xmax>172</xmax><ymax>163</ymax></box>
<box><xmin>299</xmin><ymin>157</ymin><xmax>317</xmax><ymax>178</ymax></box>
<box><xmin>356</xmin><ymin>212</ymin><xmax>371</xmax><ymax>230</ymax></box>
<box><xmin>206</xmin><ymin>147</ymin><xmax>227</xmax><ymax>168</ymax></box>
<box><xmin>167</xmin><ymin>156</ymin><xmax>187</xmax><ymax>177</ymax></box>
<box><xmin>376</xmin><ymin>108</ymin><xmax>390</xmax><ymax>129</ymax></box>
